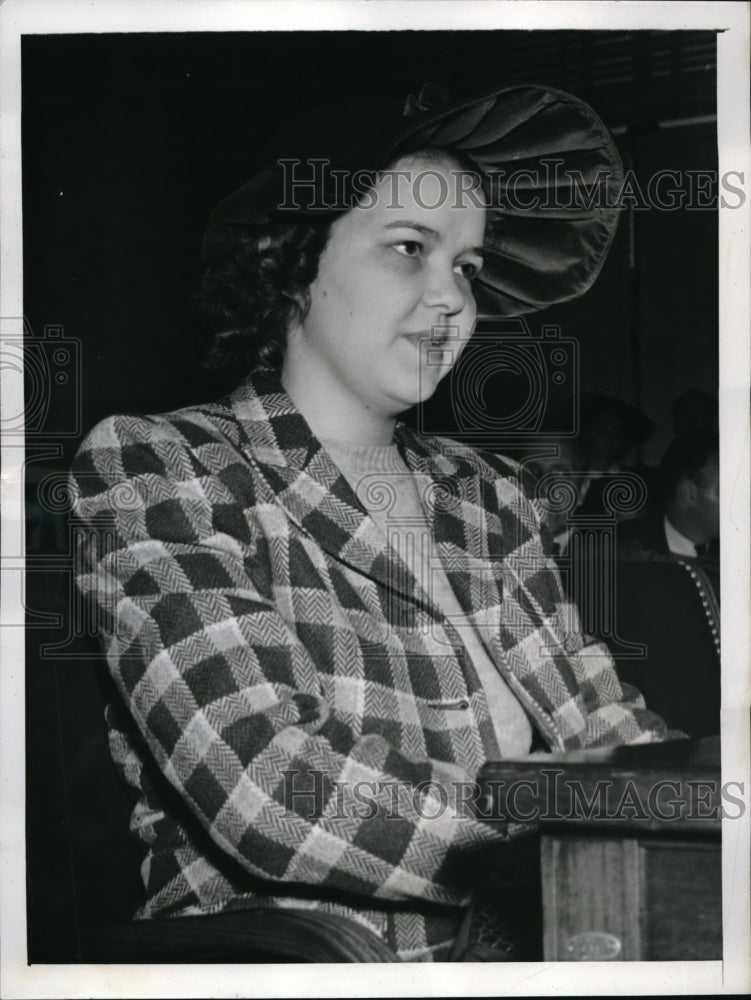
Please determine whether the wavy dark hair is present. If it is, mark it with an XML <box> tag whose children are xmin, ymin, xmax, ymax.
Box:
<box><xmin>198</xmin><ymin>214</ymin><xmax>335</xmax><ymax>375</ymax></box>
<box><xmin>198</xmin><ymin>147</ymin><xmax>487</xmax><ymax>379</ymax></box>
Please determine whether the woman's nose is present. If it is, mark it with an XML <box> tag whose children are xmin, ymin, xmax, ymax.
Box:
<box><xmin>422</xmin><ymin>263</ymin><xmax>471</xmax><ymax>316</ymax></box>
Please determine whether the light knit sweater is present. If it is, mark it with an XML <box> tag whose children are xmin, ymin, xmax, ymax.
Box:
<box><xmin>321</xmin><ymin>437</ymin><xmax>533</xmax><ymax>758</ymax></box>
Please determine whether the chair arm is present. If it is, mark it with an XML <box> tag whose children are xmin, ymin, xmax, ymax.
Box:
<box><xmin>70</xmin><ymin>907</ymin><xmax>400</xmax><ymax>963</ymax></box>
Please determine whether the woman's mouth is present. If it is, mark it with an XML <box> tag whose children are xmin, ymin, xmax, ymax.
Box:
<box><xmin>403</xmin><ymin>328</ymin><xmax>452</xmax><ymax>348</ymax></box>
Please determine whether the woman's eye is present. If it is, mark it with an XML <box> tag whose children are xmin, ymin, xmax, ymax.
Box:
<box><xmin>393</xmin><ymin>240</ymin><xmax>423</xmax><ymax>258</ymax></box>
<box><xmin>456</xmin><ymin>260</ymin><xmax>483</xmax><ymax>280</ymax></box>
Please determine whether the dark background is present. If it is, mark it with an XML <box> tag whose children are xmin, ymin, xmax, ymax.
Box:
<box><xmin>22</xmin><ymin>30</ymin><xmax>718</xmax><ymax>471</ymax></box>
<box><xmin>22</xmin><ymin>30</ymin><xmax>718</xmax><ymax>960</ymax></box>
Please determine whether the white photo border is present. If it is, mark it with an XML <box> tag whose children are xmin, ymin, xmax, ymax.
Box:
<box><xmin>1</xmin><ymin>2</ymin><xmax>749</xmax><ymax>997</ymax></box>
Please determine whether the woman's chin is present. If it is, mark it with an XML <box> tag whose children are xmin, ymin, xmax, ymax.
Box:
<box><xmin>389</xmin><ymin>377</ymin><xmax>441</xmax><ymax>413</ymax></box>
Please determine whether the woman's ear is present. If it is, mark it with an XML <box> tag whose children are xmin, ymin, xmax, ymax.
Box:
<box><xmin>281</xmin><ymin>290</ymin><xmax>307</xmax><ymax>329</ymax></box>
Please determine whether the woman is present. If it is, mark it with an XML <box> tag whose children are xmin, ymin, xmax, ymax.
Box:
<box><xmin>70</xmin><ymin>84</ymin><xmax>672</xmax><ymax>961</ymax></box>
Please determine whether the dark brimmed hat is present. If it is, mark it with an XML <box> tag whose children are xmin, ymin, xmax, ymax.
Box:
<box><xmin>203</xmin><ymin>83</ymin><xmax>624</xmax><ymax>317</ymax></box>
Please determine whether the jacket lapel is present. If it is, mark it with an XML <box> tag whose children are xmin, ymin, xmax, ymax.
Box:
<box><xmin>228</xmin><ymin>372</ymin><xmax>570</xmax><ymax>726</ymax></box>
<box><xmin>395</xmin><ymin>424</ymin><xmax>506</xmax><ymax>623</ymax></box>
<box><xmin>402</xmin><ymin>425</ymin><xmax>575</xmax><ymax>718</ymax></box>
<box><xmin>229</xmin><ymin>372</ymin><xmax>436</xmax><ymax>613</ymax></box>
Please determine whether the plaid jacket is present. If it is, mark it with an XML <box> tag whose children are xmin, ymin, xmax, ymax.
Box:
<box><xmin>70</xmin><ymin>369</ymin><xmax>670</xmax><ymax>960</ymax></box>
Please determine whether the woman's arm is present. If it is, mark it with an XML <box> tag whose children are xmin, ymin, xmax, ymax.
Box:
<box><xmin>70</xmin><ymin>413</ymin><xmax>511</xmax><ymax>909</ymax></box>
<box><xmin>480</xmin><ymin>447</ymin><xmax>680</xmax><ymax>749</ymax></box>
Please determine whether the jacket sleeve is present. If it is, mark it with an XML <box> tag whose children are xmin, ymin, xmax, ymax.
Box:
<box><xmin>481</xmin><ymin>450</ymin><xmax>681</xmax><ymax>749</ymax></box>
<box><xmin>548</xmin><ymin>594</ymin><xmax>680</xmax><ymax>747</ymax></box>
<box><xmin>70</xmin><ymin>414</ymin><xmax>510</xmax><ymax>908</ymax></box>
<box><xmin>527</xmin><ymin>492</ymin><xmax>681</xmax><ymax>748</ymax></box>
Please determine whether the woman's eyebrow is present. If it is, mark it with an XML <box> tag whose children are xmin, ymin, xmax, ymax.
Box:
<box><xmin>383</xmin><ymin>220</ymin><xmax>439</xmax><ymax>236</ymax></box>
<box><xmin>382</xmin><ymin>220</ymin><xmax>485</xmax><ymax>255</ymax></box>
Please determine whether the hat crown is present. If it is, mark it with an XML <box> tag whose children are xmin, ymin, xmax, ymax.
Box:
<box><xmin>203</xmin><ymin>83</ymin><xmax>625</xmax><ymax>319</ymax></box>
<box><xmin>403</xmin><ymin>83</ymin><xmax>451</xmax><ymax>119</ymax></box>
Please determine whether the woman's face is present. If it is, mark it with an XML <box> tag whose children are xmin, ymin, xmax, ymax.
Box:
<box><xmin>283</xmin><ymin>153</ymin><xmax>486</xmax><ymax>425</ymax></box>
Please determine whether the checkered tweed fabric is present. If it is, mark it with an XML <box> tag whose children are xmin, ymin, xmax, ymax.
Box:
<box><xmin>70</xmin><ymin>368</ymin><xmax>672</xmax><ymax>961</ymax></box>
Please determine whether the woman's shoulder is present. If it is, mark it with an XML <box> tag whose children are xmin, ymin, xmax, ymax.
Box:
<box><xmin>75</xmin><ymin>396</ymin><xmax>240</xmax><ymax>459</ymax></box>
<box><xmin>70</xmin><ymin>396</ymin><xmax>249</xmax><ymax>496</ymax></box>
